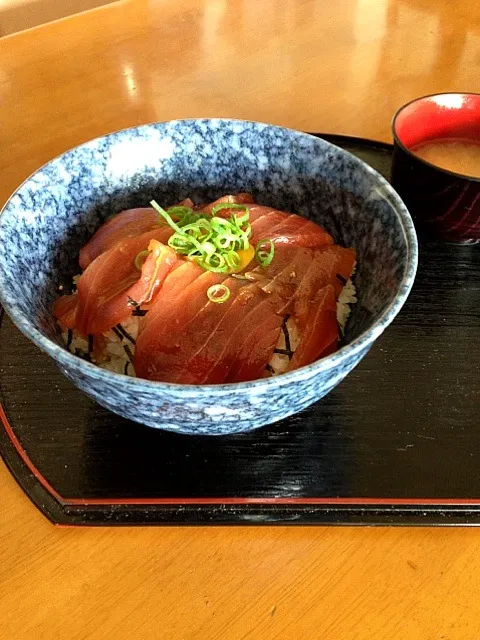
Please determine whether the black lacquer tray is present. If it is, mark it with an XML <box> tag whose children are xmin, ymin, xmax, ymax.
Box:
<box><xmin>1</xmin><ymin>134</ymin><xmax>479</xmax><ymax>526</ymax></box>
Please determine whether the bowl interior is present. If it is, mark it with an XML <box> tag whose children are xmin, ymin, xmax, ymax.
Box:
<box><xmin>0</xmin><ymin>120</ymin><xmax>412</xmax><ymax>361</ymax></box>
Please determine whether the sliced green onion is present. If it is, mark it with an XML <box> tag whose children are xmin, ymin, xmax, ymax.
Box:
<box><xmin>166</xmin><ymin>206</ymin><xmax>194</xmax><ymax>220</ymax></box>
<box><xmin>207</xmin><ymin>284</ymin><xmax>231</xmax><ymax>304</ymax></box>
<box><xmin>151</xmin><ymin>201</ymin><xmax>188</xmax><ymax>235</ymax></box>
<box><xmin>149</xmin><ymin>199</ymin><xmax>275</xmax><ymax>276</ymax></box>
<box><xmin>237</xmin><ymin>228</ymin><xmax>251</xmax><ymax>250</ymax></box>
<box><xmin>232</xmin><ymin>211</ymin><xmax>250</xmax><ymax>226</ymax></box>
<box><xmin>200</xmin><ymin>253</ymin><xmax>227</xmax><ymax>272</ymax></box>
<box><xmin>213</xmin><ymin>233</ymin><xmax>237</xmax><ymax>250</ymax></box>
<box><xmin>168</xmin><ymin>236</ymin><xmax>190</xmax><ymax>253</ymax></box>
<box><xmin>255</xmin><ymin>239</ymin><xmax>275</xmax><ymax>267</ymax></box>
<box><xmin>211</xmin><ymin>203</ymin><xmax>249</xmax><ymax>217</ymax></box>
<box><xmin>200</xmin><ymin>241</ymin><xmax>216</xmax><ymax>258</ymax></box>
<box><xmin>134</xmin><ymin>250</ymin><xmax>151</xmax><ymax>271</ymax></box>
<box><xmin>225</xmin><ymin>251</ymin><xmax>242</xmax><ymax>270</ymax></box>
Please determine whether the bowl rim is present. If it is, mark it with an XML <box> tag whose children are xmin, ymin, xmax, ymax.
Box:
<box><xmin>391</xmin><ymin>91</ymin><xmax>480</xmax><ymax>183</ymax></box>
<box><xmin>0</xmin><ymin>118</ymin><xmax>418</xmax><ymax>396</ymax></box>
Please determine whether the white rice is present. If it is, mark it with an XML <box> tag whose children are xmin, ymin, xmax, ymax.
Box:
<box><xmin>61</xmin><ymin>278</ymin><xmax>357</xmax><ymax>378</ymax></box>
<box><xmin>62</xmin><ymin>315</ymin><xmax>139</xmax><ymax>377</ymax></box>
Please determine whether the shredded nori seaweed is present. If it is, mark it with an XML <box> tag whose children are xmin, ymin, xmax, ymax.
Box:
<box><xmin>127</xmin><ymin>295</ymin><xmax>147</xmax><ymax>316</ymax></box>
<box><xmin>273</xmin><ymin>348</ymin><xmax>293</xmax><ymax>359</ymax></box>
<box><xmin>116</xmin><ymin>324</ymin><xmax>136</xmax><ymax>345</ymax></box>
<box><xmin>123</xmin><ymin>344</ymin><xmax>134</xmax><ymax>363</ymax></box>
<box><xmin>265</xmin><ymin>363</ymin><xmax>275</xmax><ymax>374</ymax></box>
<box><xmin>336</xmin><ymin>273</ymin><xmax>347</xmax><ymax>285</ymax></box>
<box><xmin>124</xmin><ymin>361</ymin><xmax>130</xmax><ymax>375</ymax></box>
<box><xmin>281</xmin><ymin>314</ymin><xmax>291</xmax><ymax>353</ymax></box>
<box><xmin>112</xmin><ymin>326</ymin><xmax>124</xmax><ymax>341</ymax></box>
<box><xmin>66</xmin><ymin>329</ymin><xmax>73</xmax><ymax>349</ymax></box>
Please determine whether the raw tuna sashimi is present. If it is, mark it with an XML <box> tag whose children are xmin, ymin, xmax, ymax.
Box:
<box><xmin>133</xmin><ymin>243</ymin><xmax>355</xmax><ymax>383</ymax></box>
<box><xmin>78</xmin><ymin>199</ymin><xmax>193</xmax><ymax>269</ymax></box>
<box><xmin>55</xmin><ymin>194</ymin><xmax>356</xmax><ymax>384</ymax></box>
<box><xmin>55</xmin><ymin>230</ymin><xmax>178</xmax><ymax>335</ymax></box>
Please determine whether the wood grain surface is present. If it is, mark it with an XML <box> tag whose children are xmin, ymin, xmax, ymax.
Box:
<box><xmin>1</xmin><ymin>0</ymin><xmax>480</xmax><ymax>637</ymax></box>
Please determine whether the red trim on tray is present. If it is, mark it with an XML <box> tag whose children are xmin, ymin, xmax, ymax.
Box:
<box><xmin>0</xmin><ymin>403</ymin><xmax>65</xmax><ymax>503</ymax></box>
<box><xmin>2</xmin><ymin>402</ymin><xmax>480</xmax><ymax>508</ymax></box>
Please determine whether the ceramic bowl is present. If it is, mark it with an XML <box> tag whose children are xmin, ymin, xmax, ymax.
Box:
<box><xmin>391</xmin><ymin>92</ymin><xmax>480</xmax><ymax>243</ymax></box>
<box><xmin>0</xmin><ymin>119</ymin><xmax>417</xmax><ymax>435</ymax></box>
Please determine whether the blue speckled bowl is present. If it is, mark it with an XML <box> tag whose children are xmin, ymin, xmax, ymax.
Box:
<box><xmin>0</xmin><ymin>119</ymin><xmax>417</xmax><ymax>435</ymax></box>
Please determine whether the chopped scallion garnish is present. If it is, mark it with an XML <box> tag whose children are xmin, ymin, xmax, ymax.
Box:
<box><xmin>134</xmin><ymin>249</ymin><xmax>151</xmax><ymax>271</ymax></box>
<box><xmin>148</xmin><ymin>199</ymin><xmax>274</xmax><ymax>276</ymax></box>
<box><xmin>207</xmin><ymin>284</ymin><xmax>231</xmax><ymax>304</ymax></box>
<box><xmin>255</xmin><ymin>239</ymin><xmax>275</xmax><ymax>267</ymax></box>
<box><xmin>210</xmin><ymin>203</ymin><xmax>249</xmax><ymax>217</ymax></box>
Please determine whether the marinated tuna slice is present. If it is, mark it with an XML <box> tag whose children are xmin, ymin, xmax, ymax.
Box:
<box><xmin>53</xmin><ymin>293</ymin><xmax>78</xmax><ymax>329</ymax></box>
<box><xmin>66</xmin><ymin>231</ymin><xmax>177</xmax><ymax>335</ymax></box>
<box><xmin>79</xmin><ymin>208</ymin><xmax>162</xmax><ymax>270</ymax></box>
<box><xmin>134</xmin><ymin>270</ymin><xmax>227</xmax><ymax>380</ymax></box>
<box><xmin>260</xmin><ymin>244</ymin><xmax>356</xmax><ymax>301</ymax></box>
<box><xmin>226</xmin><ymin>313</ymin><xmax>284</xmax><ymax>383</ymax></box>
<box><xmin>55</xmin><ymin>193</ymin><xmax>357</xmax><ymax>384</ymax></box>
<box><xmin>172</xmin><ymin>284</ymin><xmax>285</xmax><ymax>384</ymax></box>
<box><xmin>136</xmin><ymin>276</ymin><xmax>248</xmax><ymax>383</ymax></box>
<box><xmin>79</xmin><ymin>199</ymin><xmax>198</xmax><ymax>269</ymax></box>
<box><xmin>263</xmin><ymin>214</ymin><xmax>334</xmax><ymax>248</ymax></box>
<box><xmin>199</xmin><ymin>287</ymin><xmax>280</xmax><ymax>384</ymax></box>
<box><xmin>198</xmin><ymin>193</ymin><xmax>254</xmax><ymax>214</ymax></box>
<box><xmin>287</xmin><ymin>284</ymin><xmax>338</xmax><ymax>370</ymax></box>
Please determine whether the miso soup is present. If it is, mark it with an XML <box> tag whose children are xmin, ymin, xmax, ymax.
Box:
<box><xmin>411</xmin><ymin>138</ymin><xmax>480</xmax><ymax>178</ymax></box>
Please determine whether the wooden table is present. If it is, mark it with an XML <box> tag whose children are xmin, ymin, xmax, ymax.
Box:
<box><xmin>1</xmin><ymin>1</ymin><xmax>480</xmax><ymax>637</ymax></box>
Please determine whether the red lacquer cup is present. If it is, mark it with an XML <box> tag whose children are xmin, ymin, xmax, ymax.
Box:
<box><xmin>391</xmin><ymin>93</ymin><xmax>480</xmax><ymax>244</ymax></box>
